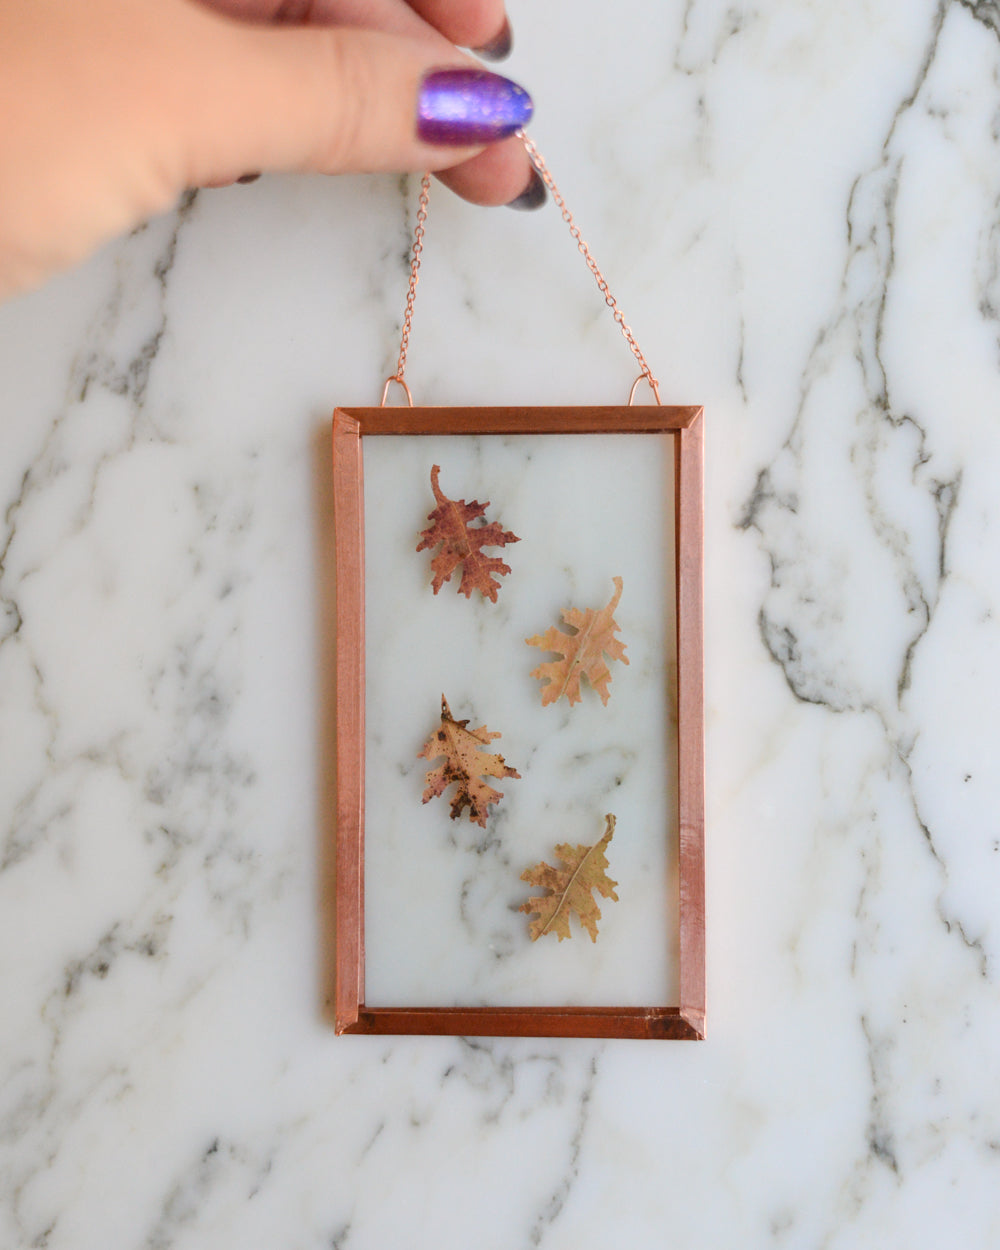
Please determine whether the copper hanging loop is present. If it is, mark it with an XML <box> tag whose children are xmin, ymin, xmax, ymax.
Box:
<box><xmin>628</xmin><ymin>373</ymin><xmax>663</xmax><ymax>405</ymax></box>
<box><xmin>380</xmin><ymin>376</ymin><xmax>414</xmax><ymax>407</ymax></box>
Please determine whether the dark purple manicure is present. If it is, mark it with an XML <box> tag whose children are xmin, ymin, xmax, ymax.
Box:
<box><xmin>417</xmin><ymin>69</ymin><xmax>533</xmax><ymax>146</ymax></box>
<box><xmin>473</xmin><ymin>17</ymin><xmax>513</xmax><ymax>62</ymax></box>
<box><xmin>506</xmin><ymin>167</ymin><xmax>546</xmax><ymax>211</ymax></box>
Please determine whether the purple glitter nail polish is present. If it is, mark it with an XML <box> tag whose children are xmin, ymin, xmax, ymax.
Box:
<box><xmin>417</xmin><ymin>69</ymin><xmax>533</xmax><ymax>146</ymax></box>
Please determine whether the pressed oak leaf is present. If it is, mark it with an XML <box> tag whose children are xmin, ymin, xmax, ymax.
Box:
<box><xmin>526</xmin><ymin>576</ymin><xmax>629</xmax><ymax>707</ymax></box>
<box><xmin>416</xmin><ymin>464</ymin><xmax>520</xmax><ymax>602</ymax></box>
<box><xmin>418</xmin><ymin>696</ymin><xmax>520</xmax><ymax>827</ymax></box>
<box><xmin>520</xmin><ymin>814</ymin><xmax>619</xmax><ymax>942</ymax></box>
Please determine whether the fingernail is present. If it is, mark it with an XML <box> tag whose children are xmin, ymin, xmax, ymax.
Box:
<box><xmin>236</xmin><ymin>172</ymin><xmax>261</xmax><ymax>184</ymax></box>
<box><xmin>417</xmin><ymin>69</ymin><xmax>533</xmax><ymax>146</ymax></box>
<box><xmin>506</xmin><ymin>166</ymin><xmax>547</xmax><ymax>211</ymax></box>
<box><xmin>473</xmin><ymin>16</ymin><xmax>513</xmax><ymax>62</ymax></box>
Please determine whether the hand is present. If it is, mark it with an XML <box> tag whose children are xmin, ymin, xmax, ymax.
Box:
<box><xmin>0</xmin><ymin>0</ymin><xmax>539</xmax><ymax>300</ymax></box>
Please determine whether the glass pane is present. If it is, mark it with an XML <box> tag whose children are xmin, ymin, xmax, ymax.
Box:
<box><xmin>362</xmin><ymin>432</ymin><xmax>678</xmax><ymax>1007</ymax></box>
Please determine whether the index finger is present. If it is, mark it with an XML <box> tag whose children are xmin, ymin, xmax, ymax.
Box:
<box><xmin>203</xmin><ymin>0</ymin><xmax>509</xmax><ymax>55</ymax></box>
<box><xmin>197</xmin><ymin>0</ymin><xmax>533</xmax><ymax>204</ymax></box>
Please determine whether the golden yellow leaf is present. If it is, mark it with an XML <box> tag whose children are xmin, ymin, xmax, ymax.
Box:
<box><xmin>519</xmin><ymin>814</ymin><xmax>619</xmax><ymax>942</ymax></box>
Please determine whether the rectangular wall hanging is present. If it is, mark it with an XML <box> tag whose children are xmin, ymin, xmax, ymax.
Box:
<box><xmin>332</xmin><ymin>405</ymin><xmax>705</xmax><ymax>1039</ymax></box>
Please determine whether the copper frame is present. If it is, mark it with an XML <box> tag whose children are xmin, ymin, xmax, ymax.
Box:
<box><xmin>332</xmin><ymin>406</ymin><xmax>705</xmax><ymax>1040</ymax></box>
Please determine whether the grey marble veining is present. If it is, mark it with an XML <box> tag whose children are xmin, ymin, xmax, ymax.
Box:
<box><xmin>3</xmin><ymin>1</ymin><xmax>1000</xmax><ymax>1246</ymax></box>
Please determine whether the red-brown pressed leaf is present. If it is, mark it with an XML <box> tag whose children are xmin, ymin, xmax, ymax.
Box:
<box><xmin>416</xmin><ymin>465</ymin><xmax>520</xmax><ymax>602</ymax></box>
<box><xmin>418</xmin><ymin>696</ymin><xmax>520</xmax><ymax>827</ymax></box>
<box><xmin>519</xmin><ymin>815</ymin><xmax>619</xmax><ymax>942</ymax></box>
<box><xmin>526</xmin><ymin>577</ymin><xmax>629</xmax><ymax>706</ymax></box>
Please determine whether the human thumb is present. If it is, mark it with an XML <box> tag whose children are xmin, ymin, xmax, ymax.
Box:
<box><xmin>147</xmin><ymin>0</ymin><xmax>533</xmax><ymax>187</ymax></box>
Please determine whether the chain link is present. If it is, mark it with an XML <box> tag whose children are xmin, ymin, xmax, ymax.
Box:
<box><xmin>382</xmin><ymin>136</ymin><xmax>661</xmax><ymax>404</ymax></box>
<box><xmin>516</xmin><ymin>131</ymin><xmax>661</xmax><ymax>402</ymax></box>
<box><xmin>388</xmin><ymin>172</ymin><xmax>430</xmax><ymax>392</ymax></box>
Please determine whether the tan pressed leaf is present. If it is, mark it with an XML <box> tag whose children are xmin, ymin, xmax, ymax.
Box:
<box><xmin>418</xmin><ymin>696</ymin><xmax>520</xmax><ymax>827</ymax></box>
<box><xmin>519</xmin><ymin>814</ymin><xmax>619</xmax><ymax>942</ymax></box>
<box><xmin>526</xmin><ymin>577</ymin><xmax>629</xmax><ymax>706</ymax></box>
<box><xmin>416</xmin><ymin>465</ymin><xmax>520</xmax><ymax>602</ymax></box>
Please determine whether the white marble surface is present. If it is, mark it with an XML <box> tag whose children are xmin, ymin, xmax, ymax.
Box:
<box><xmin>3</xmin><ymin>0</ymin><xmax>1000</xmax><ymax>1245</ymax></box>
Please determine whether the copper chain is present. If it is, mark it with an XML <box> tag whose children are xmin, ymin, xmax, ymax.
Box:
<box><xmin>516</xmin><ymin>131</ymin><xmax>661</xmax><ymax>402</ymax></box>
<box><xmin>383</xmin><ymin>133</ymin><xmax>661</xmax><ymax>405</ymax></box>
<box><xmin>382</xmin><ymin>171</ymin><xmax>430</xmax><ymax>404</ymax></box>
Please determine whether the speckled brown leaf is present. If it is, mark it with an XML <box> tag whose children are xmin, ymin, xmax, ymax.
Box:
<box><xmin>519</xmin><ymin>815</ymin><xmax>619</xmax><ymax>942</ymax></box>
<box><xmin>416</xmin><ymin>465</ymin><xmax>520</xmax><ymax>602</ymax></box>
<box><xmin>418</xmin><ymin>696</ymin><xmax>520</xmax><ymax>827</ymax></box>
<box><xmin>526</xmin><ymin>577</ymin><xmax>629</xmax><ymax>706</ymax></box>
